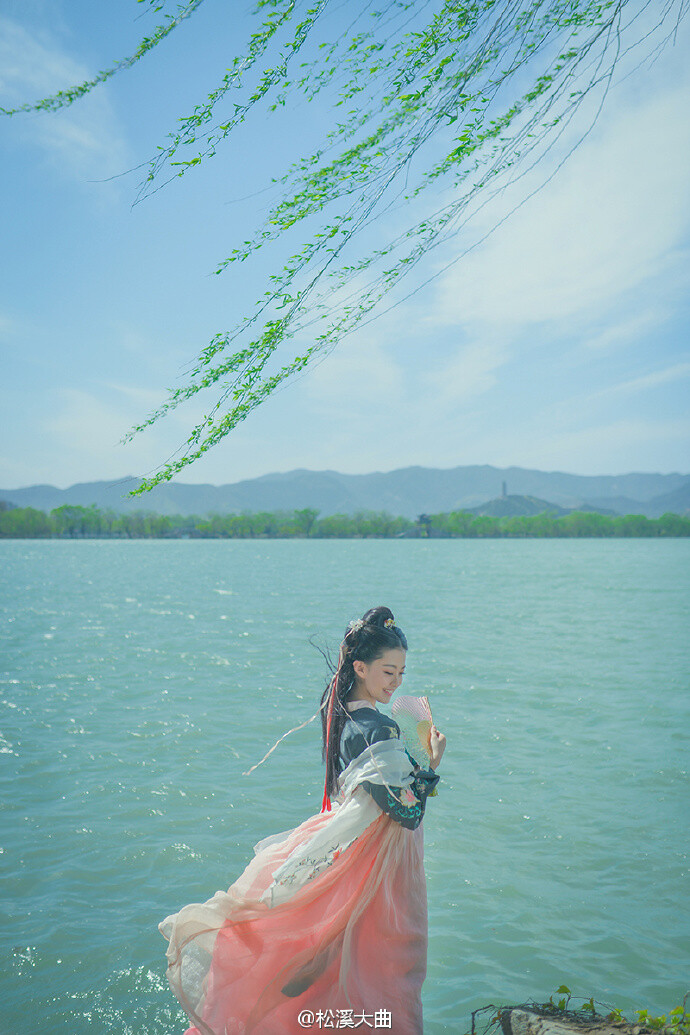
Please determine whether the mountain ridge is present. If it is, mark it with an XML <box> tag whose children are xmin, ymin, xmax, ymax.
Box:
<box><xmin>1</xmin><ymin>465</ymin><xmax>688</xmax><ymax>518</ymax></box>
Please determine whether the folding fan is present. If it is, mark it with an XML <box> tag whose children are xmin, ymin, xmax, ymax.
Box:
<box><xmin>391</xmin><ymin>695</ymin><xmax>434</xmax><ymax>765</ymax></box>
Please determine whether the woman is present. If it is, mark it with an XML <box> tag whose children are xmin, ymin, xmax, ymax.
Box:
<box><xmin>159</xmin><ymin>606</ymin><xmax>445</xmax><ymax>1034</ymax></box>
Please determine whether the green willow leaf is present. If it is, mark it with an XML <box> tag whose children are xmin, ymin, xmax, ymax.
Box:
<box><xmin>0</xmin><ymin>0</ymin><xmax>206</xmax><ymax>116</ymax></box>
<box><xmin>4</xmin><ymin>1</ymin><xmax>685</xmax><ymax>492</ymax></box>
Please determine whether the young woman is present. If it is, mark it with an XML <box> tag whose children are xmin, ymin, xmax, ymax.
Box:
<box><xmin>159</xmin><ymin>605</ymin><xmax>446</xmax><ymax>1034</ymax></box>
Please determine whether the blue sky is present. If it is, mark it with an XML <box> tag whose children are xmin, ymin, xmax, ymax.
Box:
<box><xmin>1</xmin><ymin>0</ymin><xmax>689</xmax><ymax>491</ymax></box>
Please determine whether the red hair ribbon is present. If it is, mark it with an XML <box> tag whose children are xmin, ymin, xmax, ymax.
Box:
<box><xmin>320</xmin><ymin>673</ymin><xmax>337</xmax><ymax>812</ymax></box>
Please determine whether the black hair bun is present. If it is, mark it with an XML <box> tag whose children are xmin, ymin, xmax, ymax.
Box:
<box><xmin>361</xmin><ymin>605</ymin><xmax>395</xmax><ymax>628</ymax></box>
<box><xmin>343</xmin><ymin>606</ymin><xmax>406</xmax><ymax>649</ymax></box>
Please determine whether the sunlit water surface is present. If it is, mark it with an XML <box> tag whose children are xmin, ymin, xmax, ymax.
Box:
<box><xmin>1</xmin><ymin>539</ymin><xmax>688</xmax><ymax>1034</ymax></box>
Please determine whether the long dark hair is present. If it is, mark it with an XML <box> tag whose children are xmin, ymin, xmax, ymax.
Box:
<box><xmin>320</xmin><ymin>605</ymin><xmax>408</xmax><ymax>806</ymax></box>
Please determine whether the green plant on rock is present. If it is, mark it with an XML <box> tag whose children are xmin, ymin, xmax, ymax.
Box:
<box><xmin>629</xmin><ymin>1001</ymin><xmax>690</xmax><ymax>1035</ymax></box>
<box><xmin>541</xmin><ymin>987</ymin><xmax>690</xmax><ymax>1035</ymax></box>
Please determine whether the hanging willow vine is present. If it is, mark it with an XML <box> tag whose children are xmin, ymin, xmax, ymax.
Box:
<box><xmin>3</xmin><ymin>0</ymin><xmax>688</xmax><ymax>492</ymax></box>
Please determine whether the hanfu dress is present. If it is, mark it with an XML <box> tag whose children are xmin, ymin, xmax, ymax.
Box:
<box><xmin>159</xmin><ymin>700</ymin><xmax>439</xmax><ymax>1035</ymax></box>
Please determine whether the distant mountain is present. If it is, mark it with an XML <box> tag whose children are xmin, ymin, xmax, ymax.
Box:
<box><xmin>1</xmin><ymin>466</ymin><xmax>688</xmax><ymax>518</ymax></box>
<box><xmin>584</xmin><ymin>483</ymin><xmax>690</xmax><ymax>518</ymax></box>
<box><xmin>467</xmin><ymin>494</ymin><xmax>619</xmax><ymax>518</ymax></box>
<box><xmin>469</xmin><ymin>494</ymin><xmax>570</xmax><ymax>517</ymax></box>
<box><xmin>643</xmin><ymin>480</ymin><xmax>690</xmax><ymax>517</ymax></box>
<box><xmin>584</xmin><ymin>495</ymin><xmax>658</xmax><ymax>516</ymax></box>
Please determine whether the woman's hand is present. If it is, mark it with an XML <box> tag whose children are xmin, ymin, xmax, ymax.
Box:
<box><xmin>428</xmin><ymin>725</ymin><xmax>446</xmax><ymax>770</ymax></box>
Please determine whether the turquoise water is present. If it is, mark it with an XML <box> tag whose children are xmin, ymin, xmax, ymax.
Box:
<box><xmin>1</xmin><ymin>539</ymin><xmax>688</xmax><ymax>1034</ymax></box>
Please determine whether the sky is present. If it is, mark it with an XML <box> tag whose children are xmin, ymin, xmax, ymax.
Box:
<box><xmin>1</xmin><ymin>0</ymin><xmax>689</xmax><ymax>491</ymax></box>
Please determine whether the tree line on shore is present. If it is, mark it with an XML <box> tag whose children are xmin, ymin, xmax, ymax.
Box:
<box><xmin>0</xmin><ymin>503</ymin><xmax>688</xmax><ymax>539</ymax></box>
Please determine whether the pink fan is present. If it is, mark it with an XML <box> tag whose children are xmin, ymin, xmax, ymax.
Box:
<box><xmin>391</xmin><ymin>695</ymin><xmax>433</xmax><ymax>764</ymax></box>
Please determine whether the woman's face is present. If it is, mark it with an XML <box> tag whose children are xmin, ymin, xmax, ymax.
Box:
<box><xmin>352</xmin><ymin>648</ymin><xmax>406</xmax><ymax>707</ymax></box>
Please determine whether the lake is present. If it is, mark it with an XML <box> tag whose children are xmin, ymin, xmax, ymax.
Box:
<box><xmin>1</xmin><ymin>539</ymin><xmax>688</xmax><ymax>1033</ymax></box>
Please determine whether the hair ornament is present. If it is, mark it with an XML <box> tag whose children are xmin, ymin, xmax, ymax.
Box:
<box><xmin>384</xmin><ymin>617</ymin><xmax>395</xmax><ymax>628</ymax></box>
<box><xmin>348</xmin><ymin>618</ymin><xmax>365</xmax><ymax>633</ymax></box>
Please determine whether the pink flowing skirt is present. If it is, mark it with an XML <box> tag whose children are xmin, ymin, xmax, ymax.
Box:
<box><xmin>160</xmin><ymin>809</ymin><xmax>427</xmax><ymax>1034</ymax></box>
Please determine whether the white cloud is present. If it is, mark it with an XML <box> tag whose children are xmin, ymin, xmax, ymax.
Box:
<box><xmin>0</xmin><ymin>451</ymin><xmax>38</xmax><ymax>488</ymax></box>
<box><xmin>523</xmin><ymin>417</ymin><xmax>690</xmax><ymax>469</ymax></box>
<box><xmin>36</xmin><ymin>383</ymin><xmax>210</xmax><ymax>485</ymax></box>
<box><xmin>583</xmin><ymin>308</ymin><xmax>673</xmax><ymax>352</ymax></box>
<box><xmin>0</xmin><ymin>17</ymin><xmax>129</xmax><ymax>182</ymax></box>
<box><xmin>600</xmin><ymin>361</ymin><xmax>690</xmax><ymax>399</ymax></box>
<box><xmin>2</xmin><ymin>8</ymin><xmax>688</xmax><ymax>488</ymax></box>
<box><xmin>303</xmin><ymin>329</ymin><xmax>407</xmax><ymax>417</ymax></box>
<box><xmin>102</xmin><ymin>381</ymin><xmax>168</xmax><ymax>412</ymax></box>
<box><xmin>47</xmin><ymin>387</ymin><xmax>149</xmax><ymax>456</ymax></box>
<box><xmin>431</xmin><ymin>414</ymin><xmax>690</xmax><ymax>477</ymax></box>
<box><xmin>420</xmin><ymin>339</ymin><xmax>509</xmax><ymax>406</ymax></box>
<box><xmin>362</xmin><ymin>45</ymin><xmax>690</xmax><ymax>472</ymax></box>
<box><xmin>430</xmin><ymin>68</ymin><xmax>690</xmax><ymax>336</ymax></box>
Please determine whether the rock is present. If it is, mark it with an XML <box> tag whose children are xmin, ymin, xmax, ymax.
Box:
<box><xmin>499</xmin><ymin>1009</ymin><xmax>636</xmax><ymax>1035</ymax></box>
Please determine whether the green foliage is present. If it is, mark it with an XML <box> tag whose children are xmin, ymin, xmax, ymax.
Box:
<box><xmin>475</xmin><ymin>993</ymin><xmax>690</xmax><ymax>1035</ymax></box>
<box><xmin>542</xmin><ymin>988</ymin><xmax>690</xmax><ymax>1035</ymax></box>
<box><xmin>627</xmin><ymin>1005</ymin><xmax>690</xmax><ymax>1035</ymax></box>
<box><xmin>546</xmin><ymin>983</ymin><xmax>574</xmax><ymax>1011</ymax></box>
<box><xmin>3</xmin><ymin>1</ymin><xmax>686</xmax><ymax>489</ymax></box>
<box><xmin>0</xmin><ymin>506</ymin><xmax>52</xmax><ymax>538</ymax></box>
<box><xmin>0</xmin><ymin>1</ymin><xmax>205</xmax><ymax>116</ymax></box>
<box><xmin>1</xmin><ymin>504</ymin><xmax>689</xmax><ymax>539</ymax></box>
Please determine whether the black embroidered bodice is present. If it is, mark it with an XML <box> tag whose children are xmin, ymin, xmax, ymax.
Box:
<box><xmin>339</xmin><ymin>707</ymin><xmax>439</xmax><ymax>830</ymax></box>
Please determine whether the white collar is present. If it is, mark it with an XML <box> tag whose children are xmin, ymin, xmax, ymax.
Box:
<box><xmin>346</xmin><ymin>699</ymin><xmax>379</xmax><ymax>713</ymax></box>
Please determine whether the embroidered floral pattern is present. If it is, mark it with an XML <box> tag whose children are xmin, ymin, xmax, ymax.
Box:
<box><xmin>275</xmin><ymin>840</ymin><xmax>345</xmax><ymax>889</ymax></box>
